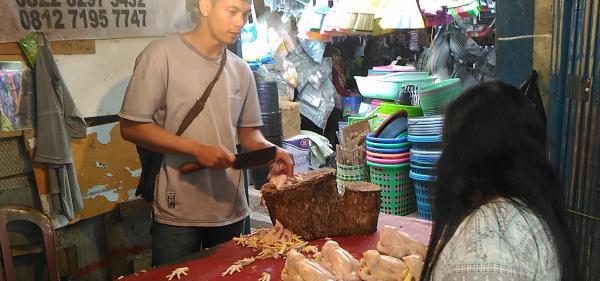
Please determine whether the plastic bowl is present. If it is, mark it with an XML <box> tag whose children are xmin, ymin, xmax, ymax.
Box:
<box><xmin>366</xmin><ymin>156</ymin><xmax>410</xmax><ymax>165</ymax></box>
<box><xmin>366</xmin><ymin>134</ymin><xmax>408</xmax><ymax>144</ymax></box>
<box><xmin>409</xmin><ymin>170</ymin><xmax>438</xmax><ymax>181</ymax></box>
<box><xmin>379</xmin><ymin>102</ymin><xmax>423</xmax><ymax>117</ymax></box>
<box><xmin>367</xmin><ymin>151</ymin><xmax>410</xmax><ymax>159</ymax></box>
<box><xmin>379</xmin><ymin>72</ymin><xmax>430</xmax><ymax>81</ymax></box>
<box><xmin>410</xmin><ymin>149</ymin><xmax>443</xmax><ymax>156</ymax></box>
<box><xmin>355</xmin><ymin>76</ymin><xmax>403</xmax><ymax>100</ymax></box>
<box><xmin>367</xmin><ymin>161</ymin><xmax>410</xmax><ymax>169</ymax></box>
<box><xmin>366</xmin><ymin>146</ymin><xmax>411</xmax><ymax>154</ymax></box>
<box><xmin>418</xmin><ymin>78</ymin><xmax>463</xmax><ymax>94</ymax></box>
<box><xmin>366</xmin><ymin>140</ymin><xmax>411</xmax><ymax>149</ymax></box>
<box><xmin>418</xmin><ymin>78</ymin><xmax>464</xmax><ymax>112</ymax></box>
<box><xmin>356</xmin><ymin>76</ymin><xmax>436</xmax><ymax>100</ymax></box>
<box><xmin>407</xmin><ymin>135</ymin><xmax>443</xmax><ymax>143</ymax></box>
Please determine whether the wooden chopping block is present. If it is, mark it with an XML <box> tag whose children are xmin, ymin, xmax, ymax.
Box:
<box><xmin>261</xmin><ymin>168</ymin><xmax>381</xmax><ymax>240</ymax></box>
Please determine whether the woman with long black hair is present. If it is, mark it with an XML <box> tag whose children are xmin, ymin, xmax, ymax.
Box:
<box><xmin>420</xmin><ymin>81</ymin><xmax>578</xmax><ymax>281</ymax></box>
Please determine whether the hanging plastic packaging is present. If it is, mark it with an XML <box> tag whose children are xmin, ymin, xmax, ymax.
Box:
<box><xmin>241</xmin><ymin>0</ymin><xmax>258</xmax><ymax>42</ymax></box>
<box><xmin>287</xmin><ymin>45</ymin><xmax>319</xmax><ymax>90</ymax></box>
<box><xmin>17</xmin><ymin>33</ymin><xmax>41</xmax><ymax>69</ymax></box>
<box><xmin>299</xmin><ymin>79</ymin><xmax>336</xmax><ymax>129</ymax></box>
<box><xmin>307</xmin><ymin>58</ymin><xmax>333</xmax><ymax>89</ymax></box>
<box><xmin>299</xmin><ymin>38</ymin><xmax>327</xmax><ymax>64</ymax></box>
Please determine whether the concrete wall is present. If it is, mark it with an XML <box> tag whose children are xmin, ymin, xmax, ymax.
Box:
<box><xmin>55</xmin><ymin>38</ymin><xmax>157</xmax><ymax>118</ymax></box>
<box><xmin>0</xmin><ymin>40</ymin><xmax>157</xmax><ymax>280</ymax></box>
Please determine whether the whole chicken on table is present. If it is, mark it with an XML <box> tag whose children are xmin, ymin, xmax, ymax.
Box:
<box><xmin>315</xmin><ymin>241</ymin><xmax>360</xmax><ymax>281</ymax></box>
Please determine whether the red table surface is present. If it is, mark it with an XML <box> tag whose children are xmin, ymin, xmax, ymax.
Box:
<box><xmin>117</xmin><ymin>214</ymin><xmax>432</xmax><ymax>281</ymax></box>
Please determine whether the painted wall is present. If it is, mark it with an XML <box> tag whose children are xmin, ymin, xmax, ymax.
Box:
<box><xmin>55</xmin><ymin>38</ymin><xmax>157</xmax><ymax>118</ymax></box>
<box><xmin>73</xmin><ymin>122</ymin><xmax>142</xmax><ymax>219</ymax></box>
<box><xmin>0</xmin><ymin>4</ymin><xmax>195</xmax><ymax>281</ymax></box>
<box><xmin>51</xmin><ymin>0</ymin><xmax>197</xmax><ymax>118</ymax></box>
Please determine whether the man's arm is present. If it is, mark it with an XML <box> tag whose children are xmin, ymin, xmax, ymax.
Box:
<box><xmin>121</xmin><ymin>118</ymin><xmax>234</xmax><ymax>169</ymax></box>
<box><xmin>237</xmin><ymin>127</ymin><xmax>273</xmax><ymax>151</ymax></box>
<box><xmin>237</xmin><ymin>127</ymin><xmax>294</xmax><ymax>176</ymax></box>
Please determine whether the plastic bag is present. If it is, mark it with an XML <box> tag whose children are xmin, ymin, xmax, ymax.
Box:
<box><xmin>17</xmin><ymin>33</ymin><xmax>41</xmax><ymax>69</ymax></box>
<box><xmin>307</xmin><ymin>57</ymin><xmax>333</xmax><ymax>89</ymax></box>
<box><xmin>520</xmin><ymin>70</ymin><xmax>547</xmax><ymax>129</ymax></box>
<box><xmin>299</xmin><ymin>78</ymin><xmax>336</xmax><ymax>129</ymax></box>
<box><xmin>241</xmin><ymin>0</ymin><xmax>258</xmax><ymax>42</ymax></box>
<box><xmin>287</xmin><ymin>46</ymin><xmax>318</xmax><ymax>90</ymax></box>
<box><xmin>299</xmin><ymin>38</ymin><xmax>326</xmax><ymax>64</ymax></box>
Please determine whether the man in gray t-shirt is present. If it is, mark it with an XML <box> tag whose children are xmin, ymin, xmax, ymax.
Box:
<box><xmin>119</xmin><ymin>0</ymin><xmax>293</xmax><ymax>266</ymax></box>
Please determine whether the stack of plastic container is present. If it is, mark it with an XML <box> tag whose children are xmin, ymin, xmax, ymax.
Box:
<box><xmin>256</xmin><ymin>81</ymin><xmax>283</xmax><ymax>145</ymax></box>
<box><xmin>366</xmin><ymin>132</ymin><xmax>416</xmax><ymax>216</ymax></box>
<box><xmin>407</xmin><ymin>115</ymin><xmax>444</xmax><ymax>220</ymax></box>
<box><xmin>376</xmin><ymin>102</ymin><xmax>423</xmax><ymax>128</ymax></box>
<box><xmin>417</xmin><ymin>78</ymin><xmax>463</xmax><ymax>116</ymax></box>
<box><xmin>251</xmin><ymin>81</ymin><xmax>282</xmax><ymax>189</ymax></box>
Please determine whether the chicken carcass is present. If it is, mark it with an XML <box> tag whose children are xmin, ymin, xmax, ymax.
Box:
<box><xmin>358</xmin><ymin>250</ymin><xmax>408</xmax><ymax>281</ymax></box>
<box><xmin>315</xmin><ymin>241</ymin><xmax>360</xmax><ymax>281</ymax></box>
<box><xmin>269</xmin><ymin>174</ymin><xmax>288</xmax><ymax>190</ymax></box>
<box><xmin>281</xmin><ymin>249</ymin><xmax>335</xmax><ymax>281</ymax></box>
<box><xmin>402</xmin><ymin>255</ymin><xmax>424</xmax><ymax>281</ymax></box>
<box><xmin>267</xmin><ymin>173</ymin><xmax>305</xmax><ymax>191</ymax></box>
<box><xmin>376</xmin><ymin>226</ymin><xmax>426</xmax><ymax>259</ymax></box>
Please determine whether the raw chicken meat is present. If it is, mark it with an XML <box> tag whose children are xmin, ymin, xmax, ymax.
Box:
<box><xmin>281</xmin><ymin>249</ymin><xmax>335</xmax><ymax>281</ymax></box>
<box><xmin>376</xmin><ymin>226</ymin><xmax>427</xmax><ymax>259</ymax></box>
<box><xmin>233</xmin><ymin>220</ymin><xmax>307</xmax><ymax>260</ymax></box>
<box><xmin>267</xmin><ymin>174</ymin><xmax>305</xmax><ymax>191</ymax></box>
<box><xmin>269</xmin><ymin>174</ymin><xmax>288</xmax><ymax>190</ymax></box>
<box><xmin>358</xmin><ymin>250</ymin><xmax>408</xmax><ymax>281</ymax></box>
<box><xmin>315</xmin><ymin>241</ymin><xmax>360</xmax><ymax>281</ymax></box>
<box><xmin>402</xmin><ymin>255</ymin><xmax>424</xmax><ymax>281</ymax></box>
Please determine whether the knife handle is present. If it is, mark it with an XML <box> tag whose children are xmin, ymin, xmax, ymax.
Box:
<box><xmin>180</xmin><ymin>162</ymin><xmax>204</xmax><ymax>174</ymax></box>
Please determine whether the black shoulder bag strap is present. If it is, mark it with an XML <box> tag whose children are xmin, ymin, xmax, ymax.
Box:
<box><xmin>176</xmin><ymin>50</ymin><xmax>228</xmax><ymax>136</ymax></box>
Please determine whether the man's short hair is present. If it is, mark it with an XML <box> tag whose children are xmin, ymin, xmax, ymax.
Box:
<box><xmin>186</xmin><ymin>0</ymin><xmax>252</xmax><ymax>21</ymax></box>
<box><xmin>225</xmin><ymin>0</ymin><xmax>253</xmax><ymax>2</ymax></box>
<box><xmin>211</xmin><ymin>0</ymin><xmax>253</xmax><ymax>3</ymax></box>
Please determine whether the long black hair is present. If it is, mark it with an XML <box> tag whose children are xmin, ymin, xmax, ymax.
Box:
<box><xmin>420</xmin><ymin>80</ymin><xmax>577</xmax><ymax>281</ymax></box>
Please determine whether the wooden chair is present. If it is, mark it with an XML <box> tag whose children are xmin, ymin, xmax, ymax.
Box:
<box><xmin>0</xmin><ymin>205</ymin><xmax>60</xmax><ymax>281</ymax></box>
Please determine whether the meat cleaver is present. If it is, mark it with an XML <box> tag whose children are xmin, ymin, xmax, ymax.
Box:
<box><xmin>179</xmin><ymin>146</ymin><xmax>277</xmax><ymax>174</ymax></box>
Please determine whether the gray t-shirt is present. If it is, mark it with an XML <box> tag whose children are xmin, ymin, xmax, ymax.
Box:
<box><xmin>119</xmin><ymin>33</ymin><xmax>263</xmax><ymax>227</ymax></box>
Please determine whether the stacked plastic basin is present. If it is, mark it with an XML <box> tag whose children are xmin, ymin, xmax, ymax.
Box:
<box><xmin>366</xmin><ymin>133</ymin><xmax>416</xmax><ymax>216</ymax></box>
<box><xmin>256</xmin><ymin>81</ymin><xmax>282</xmax><ymax>144</ymax></box>
<box><xmin>355</xmin><ymin>72</ymin><xmax>436</xmax><ymax>101</ymax></box>
<box><xmin>376</xmin><ymin>102</ymin><xmax>423</xmax><ymax>128</ymax></box>
<box><xmin>251</xmin><ymin>81</ymin><xmax>282</xmax><ymax>189</ymax></box>
<box><xmin>417</xmin><ymin>78</ymin><xmax>463</xmax><ymax>116</ymax></box>
<box><xmin>407</xmin><ymin>115</ymin><xmax>444</xmax><ymax>220</ymax></box>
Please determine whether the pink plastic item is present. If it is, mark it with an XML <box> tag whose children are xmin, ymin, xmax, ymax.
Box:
<box><xmin>372</xmin><ymin>65</ymin><xmax>417</xmax><ymax>72</ymax></box>
<box><xmin>366</xmin><ymin>156</ymin><xmax>411</xmax><ymax>164</ymax></box>
<box><xmin>366</xmin><ymin>151</ymin><xmax>410</xmax><ymax>159</ymax></box>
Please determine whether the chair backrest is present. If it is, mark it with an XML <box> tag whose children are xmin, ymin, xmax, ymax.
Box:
<box><xmin>0</xmin><ymin>205</ymin><xmax>60</xmax><ymax>281</ymax></box>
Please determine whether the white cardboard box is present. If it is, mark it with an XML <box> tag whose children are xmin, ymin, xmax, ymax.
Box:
<box><xmin>282</xmin><ymin>135</ymin><xmax>311</xmax><ymax>173</ymax></box>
